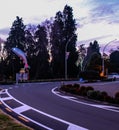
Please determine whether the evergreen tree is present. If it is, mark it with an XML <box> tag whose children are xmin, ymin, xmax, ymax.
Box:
<box><xmin>4</xmin><ymin>16</ymin><xmax>26</xmax><ymax>79</ymax></box>
<box><xmin>24</xmin><ymin>26</ymin><xmax>37</xmax><ymax>79</ymax></box>
<box><xmin>6</xmin><ymin>16</ymin><xmax>26</xmax><ymax>52</ymax></box>
<box><xmin>25</xmin><ymin>24</ymin><xmax>37</xmax><ymax>58</ymax></box>
<box><xmin>34</xmin><ymin>24</ymin><xmax>50</xmax><ymax>79</ymax></box>
<box><xmin>51</xmin><ymin>5</ymin><xmax>78</xmax><ymax>78</ymax></box>
<box><xmin>51</xmin><ymin>11</ymin><xmax>65</xmax><ymax>78</ymax></box>
<box><xmin>63</xmin><ymin>5</ymin><xmax>78</xmax><ymax>78</ymax></box>
<box><xmin>83</xmin><ymin>40</ymin><xmax>101</xmax><ymax>71</ymax></box>
<box><xmin>109</xmin><ymin>50</ymin><xmax>119</xmax><ymax>73</ymax></box>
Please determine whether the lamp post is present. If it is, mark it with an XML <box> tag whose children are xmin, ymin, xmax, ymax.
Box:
<box><xmin>65</xmin><ymin>35</ymin><xmax>75</xmax><ymax>80</ymax></box>
<box><xmin>102</xmin><ymin>39</ymin><xmax>117</xmax><ymax>76</ymax></box>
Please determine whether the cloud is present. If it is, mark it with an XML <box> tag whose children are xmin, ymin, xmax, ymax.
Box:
<box><xmin>77</xmin><ymin>0</ymin><xmax>119</xmax><ymax>26</ymax></box>
<box><xmin>0</xmin><ymin>28</ymin><xmax>10</xmax><ymax>40</ymax></box>
<box><xmin>89</xmin><ymin>0</ymin><xmax>119</xmax><ymax>23</ymax></box>
<box><xmin>0</xmin><ymin>0</ymin><xmax>119</xmax><ymax>46</ymax></box>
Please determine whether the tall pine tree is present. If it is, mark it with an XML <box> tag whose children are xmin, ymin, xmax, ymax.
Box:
<box><xmin>51</xmin><ymin>5</ymin><xmax>78</xmax><ymax>78</ymax></box>
<box><xmin>51</xmin><ymin>11</ymin><xmax>65</xmax><ymax>78</ymax></box>
<box><xmin>6</xmin><ymin>16</ymin><xmax>26</xmax><ymax>52</ymax></box>
<box><xmin>83</xmin><ymin>40</ymin><xmax>101</xmax><ymax>71</ymax></box>
<box><xmin>63</xmin><ymin>5</ymin><xmax>78</xmax><ymax>78</ymax></box>
<box><xmin>34</xmin><ymin>24</ymin><xmax>50</xmax><ymax>79</ymax></box>
<box><xmin>4</xmin><ymin>16</ymin><xmax>26</xmax><ymax>79</ymax></box>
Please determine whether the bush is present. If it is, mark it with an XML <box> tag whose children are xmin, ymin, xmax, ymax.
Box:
<box><xmin>114</xmin><ymin>92</ymin><xmax>119</xmax><ymax>104</ymax></box>
<box><xmin>60</xmin><ymin>84</ymin><xmax>72</xmax><ymax>92</ymax></box>
<box><xmin>73</xmin><ymin>83</ymin><xmax>80</xmax><ymax>89</ymax></box>
<box><xmin>105</xmin><ymin>95</ymin><xmax>115</xmax><ymax>103</ymax></box>
<box><xmin>60</xmin><ymin>83</ymin><xmax>119</xmax><ymax>105</ymax></box>
<box><xmin>87</xmin><ymin>90</ymin><xmax>95</xmax><ymax>99</ymax></box>
<box><xmin>77</xmin><ymin>86</ymin><xmax>87</xmax><ymax>96</ymax></box>
<box><xmin>100</xmin><ymin>91</ymin><xmax>108</xmax><ymax>101</ymax></box>
<box><xmin>60</xmin><ymin>84</ymin><xmax>80</xmax><ymax>94</ymax></box>
<box><xmin>78</xmin><ymin>86</ymin><xmax>94</xmax><ymax>97</ymax></box>
<box><xmin>115</xmin><ymin>92</ymin><xmax>119</xmax><ymax>98</ymax></box>
<box><xmin>79</xmin><ymin>70</ymin><xmax>100</xmax><ymax>80</ymax></box>
<box><xmin>87</xmin><ymin>90</ymin><xmax>103</xmax><ymax>101</ymax></box>
<box><xmin>86</xmin><ymin>86</ymin><xmax>94</xmax><ymax>91</ymax></box>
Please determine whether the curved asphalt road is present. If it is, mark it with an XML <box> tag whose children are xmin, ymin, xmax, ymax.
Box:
<box><xmin>1</xmin><ymin>82</ymin><xmax>119</xmax><ymax>130</ymax></box>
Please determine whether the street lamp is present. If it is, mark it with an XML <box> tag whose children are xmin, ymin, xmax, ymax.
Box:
<box><xmin>65</xmin><ymin>35</ymin><xmax>75</xmax><ymax>80</ymax></box>
<box><xmin>102</xmin><ymin>39</ymin><xmax>117</xmax><ymax>76</ymax></box>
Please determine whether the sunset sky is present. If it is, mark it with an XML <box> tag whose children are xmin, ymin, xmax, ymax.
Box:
<box><xmin>0</xmin><ymin>0</ymin><xmax>119</xmax><ymax>51</ymax></box>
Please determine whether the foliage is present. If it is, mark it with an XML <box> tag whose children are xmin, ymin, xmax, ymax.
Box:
<box><xmin>83</xmin><ymin>40</ymin><xmax>101</xmax><ymax>71</ymax></box>
<box><xmin>87</xmin><ymin>90</ymin><xmax>104</xmax><ymax>101</ymax></box>
<box><xmin>0</xmin><ymin>110</ymin><xmax>30</xmax><ymax>130</ymax></box>
<box><xmin>50</xmin><ymin>11</ymin><xmax>65</xmax><ymax>78</ymax></box>
<box><xmin>51</xmin><ymin>5</ymin><xmax>78</xmax><ymax>78</ymax></box>
<box><xmin>79</xmin><ymin>70</ymin><xmax>100</xmax><ymax>80</ymax></box>
<box><xmin>25</xmin><ymin>25</ymin><xmax>37</xmax><ymax>58</ymax></box>
<box><xmin>115</xmin><ymin>92</ymin><xmax>119</xmax><ymax>104</ymax></box>
<box><xmin>5</xmin><ymin>16</ymin><xmax>26</xmax><ymax>51</ymax></box>
<box><xmin>63</xmin><ymin>5</ymin><xmax>78</xmax><ymax>78</ymax></box>
<box><xmin>60</xmin><ymin>83</ymin><xmax>119</xmax><ymax>105</ymax></box>
<box><xmin>33</xmin><ymin>24</ymin><xmax>50</xmax><ymax>79</ymax></box>
<box><xmin>109</xmin><ymin>50</ymin><xmax>119</xmax><ymax>73</ymax></box>
<box><xmin>1</xmin><ymin>5</ymin><xmax>119</xmax><ymax>81</ymax></box>
<box><xmin>4</xmin><ymin>16</ymin><xmax>26</xmax><ymax>80</ymax></box>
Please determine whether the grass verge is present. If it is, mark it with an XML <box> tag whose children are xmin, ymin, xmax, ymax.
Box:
<box><xmin>0</xmin><ymin>109</ymin><xmax>32</xmax><ymax>130</ymax></box>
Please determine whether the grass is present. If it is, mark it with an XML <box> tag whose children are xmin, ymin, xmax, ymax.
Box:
<box><xmin>0</xmin><ymin>109</ymin><xmax>32</xmax><ymax>130</ymax></box>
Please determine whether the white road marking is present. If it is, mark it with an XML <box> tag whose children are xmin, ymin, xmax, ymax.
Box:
<box><xmin>52</xmin><ymin>87</ymin><xmax>119</xmax><ymax>113</ymax></box>
<box><xmin>0</xmin><ymin>89</ymin><xmax>53</xmax><ymax>130</ymax></box>
<box><xmin>0</xmin><ymin>89</ymin><xmax>88</xmax><ymax>130</ymax></box>
<box><xmin>68</xmin><ymin>124</ymin><xmax>88</xmax><ymax>130</ymax></box>
<box><xmin>13</xmin><ymin>105</ymin><xmax>31</xmax><ymax>114</ymax></box>
<box><xmin>61</xmin><ymin>96</ymin><xmax>77</xmax><ymax>100</ymax></box>
<box><xmin>1</xmin><ymin>97</ymin><xmax>13</xmax><ymax>101</ymax></box>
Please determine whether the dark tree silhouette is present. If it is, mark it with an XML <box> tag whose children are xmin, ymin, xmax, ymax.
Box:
<box><xmin>33</xmin><ymin>24</ymin><xmax>50</xmax><ymax>79</ymax></box>
<box><xmin>109</xmin><ymin>50</ymin><xmax>119</xmax><ymax>73</ymax></box>
<box><xmin>6</xmin><ymin>16</ymin><xmax>26</xmax><ymax>51</ymax></box>
<box><xmin>51</xmin><ymin>5</ymin><xmax>78</xmax><ymax>78</ymax></box>
<box><xmin>4</xmin><ymin>16</ymin><xmax>26</xmax><ymax>79</ymax></box>
<box><xmin>63</xmin><ymin>5</ymin><xmax>78</xmax><ymax>78</ymax></box>
<box><xmin>51</xmin><ymin>11</ymin><xmax>64</xmax><ymax>78</ymax></box>
<box><xmin>83</xmin><ymin>40</ymin><xmax>101</xmax><ymax>71</ymax></box>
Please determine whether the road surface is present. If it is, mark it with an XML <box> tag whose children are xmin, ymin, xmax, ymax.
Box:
<box><xmin>0</xmin><ymin>81</ymin><xmax>119</xmax><ymax>130</ymax></box>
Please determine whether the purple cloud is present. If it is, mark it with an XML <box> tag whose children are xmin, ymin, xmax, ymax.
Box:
<box><xmin>77</xmin><ymin>0</ymin><xmax>119</xmax><ymax>27</ymax></box>
<box><xmin>89</xmin><ymin>0</ymin><xmax>119</xmax><ymax>24</ymax></box>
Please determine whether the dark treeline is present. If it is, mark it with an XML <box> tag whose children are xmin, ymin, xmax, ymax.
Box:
<box><xmin>0</xmin><ymin>5</ymin><xmax>119</xmax><ymax>81</ymax></box>
<box><xmin>1</xmin><ymin>5</ymin><xmax>78</xmax><ymax>80</ymax></box>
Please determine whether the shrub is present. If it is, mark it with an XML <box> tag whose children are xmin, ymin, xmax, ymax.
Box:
<box><xmin>87</xmin><ymin>90</ymin><xmax>95</xmax><ymax>99</ymax></box>
<box><xmin>61</xmin><ymin>84</ymin><xmax>73</xmax><ymax>92</ymax></box>
<box><xmin>86</xmin><ymin>86</ymin><xmax>94</xmax><ymax>91</ymax></box>
<box><xmin>60</xmin><ymin>84</ymin><xmax>66</xmax><ymax>91</ymax></box>
<box><xmin>96</xmin><ymin>91</ymin><xmax>104</xmax><ymax>101</ymax></box>
<box><xmin>87</xmin><ymin>90</ymin><xmax>103</xmax><ymax>101</ymax></box>
<box><xmin>60</xmin><ymin>83</ymin><xmax>118</xmax><ymax>105</ymax></box>
<box><xmin>79</xmin><ymin>70</ymin><xmax>100</xmax><ymax>80</ymax></box>
<box><xmin>77</xmin><ymin>86</ymin><xmax>94</xmax><ymax>96</ymax></box>
<box><xmin>101</xmin><ymin>91</ymin><xmax>108</xmax><ymax>97</ymax></box>
<box><xmin>114</xmin><ymin>92</ymin><xmax>119</xmax><ymax>104</ymax></box>
<box><xmin>73</xmin><ymin>83</ymin><xmax>80</xmax><ymax>89</ymax></box>
<box><xmin>77</xmin><ymin>86</ymin><xmax>87</xmax><ymax>96</ymax></box>
<box><xmin>105</xmin><ymin>95</ymin><xmax>115</xmax><ymax>104</ymax></box>
<box><xmin>101</xmin><ymin>91</ymin><xmax>108</xmax><ymax>101</ymax></box>
<box><xmin>115</xmin><ymin>92</ymin><xmax>119</xmax><ymax>98</ymax></box>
